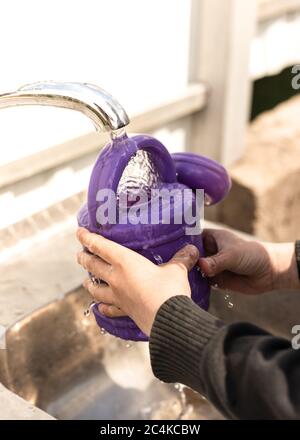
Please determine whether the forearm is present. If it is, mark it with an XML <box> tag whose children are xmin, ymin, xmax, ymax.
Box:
<box><xmin>270</xmin><ymin>242</ymin><xmax>300</xmax><ymax>290</ymax></box>
<box><xmin>149</xmin><ymin>296</ymin><xmax>300</xmax><ymax>420</ymax></box>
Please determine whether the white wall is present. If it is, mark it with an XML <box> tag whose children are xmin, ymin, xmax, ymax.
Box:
<box><xmin>2</xmin><ymin>0</ymin><xmax>299</xmax><ymax>230</ymax></box>
<box><xmin>0</xmin><ymin>0</ymin><xmax>192</xmax><ymax>165</ymax></box>
<box><xmin>251</xmin><ymin>10</ymin><xmax>300</xmax><ymax>79</ymax></box>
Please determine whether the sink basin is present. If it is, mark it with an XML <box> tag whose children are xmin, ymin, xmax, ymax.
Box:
<box><xmin>0</xmin><ymin>286</ymin><xmax>222</xmax><ymax>420</ymax></box>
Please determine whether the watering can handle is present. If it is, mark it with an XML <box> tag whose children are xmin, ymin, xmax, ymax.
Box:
<box><xmin>129</xmin><ymin>135</ymin><xmax>177</xmax><ymax>183</ymax></box>
<box><xmin>171</xmin><ymin>152</ymin><xmax>231</xmax><ymax>205</ymax></box>
<box><xmin>87</xmin><ymin>134</ymin><xmax>177</xmax><ymax>232</ymax></box>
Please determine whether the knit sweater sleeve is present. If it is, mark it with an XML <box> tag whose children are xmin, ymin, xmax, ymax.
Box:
<box><xmin>149</xmin><ymin>295</ymin><xmax>300</xmax><ymax>420</ymax></box>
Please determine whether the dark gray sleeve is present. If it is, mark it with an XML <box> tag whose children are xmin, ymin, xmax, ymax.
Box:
<box><xmin>149</xmin><ymin>295</ymin><xmax>300</xmax><ymax>420</ymax></box>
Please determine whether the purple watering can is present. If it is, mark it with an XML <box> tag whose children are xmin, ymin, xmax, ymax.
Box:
<box><xmin>74</xmin><ymin>85</ymin><xmax>231</xmax><ymax>341</ymax></box>
<box><xmin>78</xmin><ymin>132</ymin><xmax>230</xmax><ymax>341</ymax></box>
<box><xmin>0</xmin><ymin>80</ymin><xmax>231</xmax><ymax>341</ymax></box>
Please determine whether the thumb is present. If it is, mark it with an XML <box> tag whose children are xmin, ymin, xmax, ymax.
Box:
<box><xmin>199</xmin><ymin>250</ymin><xmax>235</xmax><ymax>277</ymax></box>
<box><xmin>168</xmin><ymin>244</ymin><xmax>199</xmax><ymax>271</ymax></box>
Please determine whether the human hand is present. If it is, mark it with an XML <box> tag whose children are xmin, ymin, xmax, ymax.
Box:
<box><xmin>76</xmin><ymin>228</ymin><xmax>199</xmax><ymax>335</ymax></box>
<box><xmin>199</xmin><ymin>228</ymin><xmax>298</xmax><ymax>294</ymax></box>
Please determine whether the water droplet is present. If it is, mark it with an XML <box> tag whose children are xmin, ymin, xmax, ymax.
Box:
<box><xmin>213</xmin><ymin>283</ymin><xmax>219</xmax><ymax>288</ymax></box>
<box><xmin>124</xmin><ymin>341</ymin><xmax>132</xmax><ymax>349</ymax></box>
<box><xmin>110</xmin><ymin>127</ymin><xmax>127</xmax><ymax>140</ymax></box>
<box><xmin>174</xmin><ymin>383</ymin><xmax>188</xmax><ymax>419</ymax></box>
<box><xmin>174</xmin><ymin>382</ymin><xmax>184</xmax><ymax>392</ymax></box>
<box><xmin>83</xmin><ymin>301</ymin><xmax>96</xmax><ymax>317</ymax></box>
<box><xmin>204</xmin><ymin>194</ymin><xmax>213</xmax><ymax>206</ymax></box>
<box><xmin>153</xmin><ymin>254</ymin><xmax>163</xmax><ymax>265</ymax></box>
<box><xmin>223</xmin><ymin>293</ymin><xmax>234</xmax><ymax>309</ymax></box>
<box><xmin>100</xmin><ymin>327</ymin><xmax>107</xmax><ymax>335</ymax></box>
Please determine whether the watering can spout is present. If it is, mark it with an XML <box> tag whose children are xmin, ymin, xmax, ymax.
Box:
<box><xmin>0</xmin><ymin>81</ymin><xmax>130</xmax><ymax>133</ymax></box>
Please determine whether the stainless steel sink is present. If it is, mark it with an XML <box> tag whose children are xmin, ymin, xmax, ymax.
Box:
<box><xmin>0</xmin><ymin>286</ymin><xmax>222</xmax><ymax>420</ymax></box>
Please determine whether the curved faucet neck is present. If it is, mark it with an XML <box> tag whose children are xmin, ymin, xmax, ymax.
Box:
<box><xmin>0</xmin><ymin>81</ymin><xmax>130</xmax><ymax>133</ymax></box>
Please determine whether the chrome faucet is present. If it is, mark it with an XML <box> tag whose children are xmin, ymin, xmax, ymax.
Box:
<box><xmin>0</xmin><ymin>81</ymin><xmax>130</xmax><ymax>132</ymax></box>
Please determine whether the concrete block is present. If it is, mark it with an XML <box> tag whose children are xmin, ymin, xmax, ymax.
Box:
<box><xmin>217</xmin><ymin>95</ymin><xmax>300</xmax><ymax>241</ymax></box>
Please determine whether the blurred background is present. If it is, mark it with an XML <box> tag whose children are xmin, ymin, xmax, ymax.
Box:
<box><xmin>1</xmin><ymin>0</ymin><xmax>300</xmax><ymax>420</ymax></box>
<box><xmin>0</xmin><ymin>0</ymin><xmax>300</xmax><ymax>246</ymax></box>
